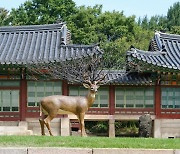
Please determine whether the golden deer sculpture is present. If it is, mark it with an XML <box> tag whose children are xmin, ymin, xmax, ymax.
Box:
<box><xmin>39</xmin><ymin>80</ymin><xmax>101</xmax><ymax>137</ymax></box>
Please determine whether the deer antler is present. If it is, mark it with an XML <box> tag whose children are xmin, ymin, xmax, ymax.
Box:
<box><xmin>94</xmin><ymin>73</ymin><xmax>107</xmax><ymax>85</ymax></box>
<box><xmin>83</xmin><ymin>73</ymin><xmax>92</xmax><ymax>85</ymax></box>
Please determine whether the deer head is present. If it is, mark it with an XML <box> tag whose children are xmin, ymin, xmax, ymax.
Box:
<box><xmin>83</xmin><ymin>80</ymin><xmax>100</xmax><ymax>94</ymax></box>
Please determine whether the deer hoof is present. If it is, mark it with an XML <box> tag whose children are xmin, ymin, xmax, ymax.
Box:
<box><xmin>82</xmin><ymin>133</ymin><xmax>87</xmax><ymax>137</ymax></box>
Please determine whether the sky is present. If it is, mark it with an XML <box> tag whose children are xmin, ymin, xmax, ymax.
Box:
<box><xmin>0</xmin><ymin>0</ymin><xmax>179</xmax><ymax>19</ymax></box>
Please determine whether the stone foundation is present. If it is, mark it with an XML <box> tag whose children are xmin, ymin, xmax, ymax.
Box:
<box><xmin>26</xmin><ymin>118</ymin><xmax>61</xmax><ymax>136</ymax></box>
<box><xmin>0</xmin><ymin>121</ymin><xmax>33</xmax><ymax>135</ymax></box>
<box><xmin>1</xmin><ymin>115</ymin><xmax>180</xmax><ymax>138</ymax></box>
<box><xmin>154</xmin><ymin>119</ymin><xmax>180</xmax><ymax>138</ymax></box>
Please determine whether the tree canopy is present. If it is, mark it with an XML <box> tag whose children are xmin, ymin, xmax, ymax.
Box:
<box><xmin>138</xmin><ymin>2</ymin><xmax>180</xmax><ymax>34</ymax></box>
<box><xmin>0</xmin><ymin>8</ymin><xmax>9</xmax><ymax>26</ymax></box>
<box><xmin>7</xmin><ymin>0</ymin><xmax>77</xmax><ymax>25</ymax></box>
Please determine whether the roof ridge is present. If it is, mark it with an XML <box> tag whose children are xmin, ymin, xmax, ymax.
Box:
<box><xmin>0</xmin><ymin>23</ymin><xmax>65</xmax><ymax>32</ymax></box>
<box><xmin>63</xmin><ymin>43</ymin><xmax>99</xmax><ymax>48</ymax></box>
<box><xmin>130</xmin><ymin>48</ymin><xmax>165</xmax><ymax>55</ymax></box>
<box><xmin>155</xmin><ymin>31</ymin><xmax>180</xmax><ymax>40</ymax></box>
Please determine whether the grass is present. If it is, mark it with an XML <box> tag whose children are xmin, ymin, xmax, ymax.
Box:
<box><xmin>0</xmin><ymin>136</ymin><xmax>179</xmax><ymax>149</ymax></box>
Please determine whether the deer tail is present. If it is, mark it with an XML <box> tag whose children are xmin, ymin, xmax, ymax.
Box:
<box><xmin>39</xmin><ymin>103</ymin><xmax>42</xmax><ymax>117</ymax></box>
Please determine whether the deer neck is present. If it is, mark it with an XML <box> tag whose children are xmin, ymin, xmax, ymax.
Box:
<box><xmin>86</xmin><ymin>90</ymin><xmax>96</xmax><ymax>107</ymax></box>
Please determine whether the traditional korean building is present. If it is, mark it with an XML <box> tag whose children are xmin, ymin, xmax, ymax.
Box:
<box><xmin>126</xmin><ymin>32</ymin><xmax>180</xmax><ymax>138</ymax></box>
<box><xmin>0</xmin><ymin>23</ymin><xmax>179</xmax><ymax>138</ymax></box>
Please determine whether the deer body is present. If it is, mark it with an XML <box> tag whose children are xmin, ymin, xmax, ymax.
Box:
<box><xmin>39</xmin><ymin>82</ymin><xmax>99</xmax><ymax>137</ymax></box>
<box><xmin>40</xmin><ymin>94</ymin><xmax>95</xmax><ymax>115</ymax></box>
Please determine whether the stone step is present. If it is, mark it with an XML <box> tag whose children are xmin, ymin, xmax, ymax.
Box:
<box><xmin>0</xmin><ymin>126</ymin><xmax>33</xmax><ymax>135</ymax></box>
<box><xmin>0</xmin><ymin>121</ymin><xmax>33</xmax><ymax>135</ymax></box>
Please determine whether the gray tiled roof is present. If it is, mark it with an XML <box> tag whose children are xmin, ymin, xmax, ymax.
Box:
<box><xmin>0</xmin><ymin>23</ymin><xmax>102</xmax><ymax>65</ymax></box>
<box><xmin>127</xmin><ymin>32</ymin><xmax>180</xmax><ymax>72</ymax></box>
<box><xmin>105</xmin><ymin>70</ymin><xmax>153</xmax><ymax>85</ymax></box>
<box><xmin>55</xmin><ymin>44</ymin><xmax>103</xmax><ymax>62</ymax></box>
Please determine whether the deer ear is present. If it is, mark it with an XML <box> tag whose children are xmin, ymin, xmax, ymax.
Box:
<box><xmin>83</xmin><ymin>83</ymin><xmax>90</xmax><ymax>89</ymax></box>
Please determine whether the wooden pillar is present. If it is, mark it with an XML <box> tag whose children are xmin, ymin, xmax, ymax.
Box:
<box><xmin>109</xmin><ymin>85</ymin><xmax>115</xmax><ymax>115</ymax></box>
<box><xmin>62</xmin><ymin>80</ymin><xmax>68</xmax><ymax>96</ymax></box>
<box><xmin>20</xmin><ymin>79</ymin><xmax>27</xmax><ymax>121</ymax></box>
<box><xmin>155</xmin><ymin>83</ymin><xmax>161</xmax><ymax>118</ymax></box>
<box><xmin>109</xmin><ymin>85</ymin><xmax>115</xmax><ymax>137</ymax></box>
<box><xmin>61</xmin><ymin>80</ymin><xmax>69</xmax><ymax>133</ymax></box>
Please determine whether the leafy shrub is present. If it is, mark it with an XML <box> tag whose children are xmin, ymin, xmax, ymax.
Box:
<box><xmin>85</xmin><ymin>121</ymin><xmax>108</xmax><ymax>134</ymax></box>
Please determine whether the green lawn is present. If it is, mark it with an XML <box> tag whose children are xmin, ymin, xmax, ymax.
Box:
<box><xmin>0</xmin><ymin>136</ymin><xmax>179</xmax><ymax>149</ymax></box>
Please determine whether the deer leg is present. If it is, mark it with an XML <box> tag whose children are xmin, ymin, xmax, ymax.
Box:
<box><xmin>39</xmin><ymin>115</ymin><xmax>47</xmax><ymax>136</ymax></box>
<box><xmin>44</xmin><ymin>115</ymin><xmax>56</xmax><ymax>136</ymax></box>
<box><xmin>39</xmin><ymin>119</ymin><xmax>45</xmax><ymax>135</ymax></box>
<box><xmin>77</xmin><ymin>113</ymin><xmax>87</xmax><ymax>137</ymax></box>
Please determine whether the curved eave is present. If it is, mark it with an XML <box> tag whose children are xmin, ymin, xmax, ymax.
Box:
<box><xmin>0</xmin><ymin>43</ymin><xmax>102</xmax><ymax>66</ymax></box>
<box><xmin>127</xmin><ymin>47</ymin><xmax>180</xmax><ymax>73</ymax></box>
<box><xmin>106</xmin><ymin>71</ymin><xmax>155</xmax><ymax>86</ymax></box>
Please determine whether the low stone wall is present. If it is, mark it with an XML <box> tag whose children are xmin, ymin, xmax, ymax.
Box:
<box><xmin>154</xmin><ymin>119</ymin><xmax>180</xmax><ymax>138</ymax></box>
<box><xmin>0</xmin><ymin>121</ymin><xmax>33</xmax><ymax>136</ymax></box>
<box><xmin>0</xmin><ymin>148</ymin><xmax>179</xmax><ymax>154</ymax></box>
<box><xmin>26</xmin><ymin>118</ymin><xmax>61</xmax><ymax>136</ymax></box>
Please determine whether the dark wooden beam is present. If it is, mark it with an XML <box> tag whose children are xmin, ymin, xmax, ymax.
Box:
<box><xmin>109</xmin><ymin>85</ymin><xmax>115</xmax><ymax>115</ymax></box>
<box><xmin>62</xmin><ymin>80</ymin><xmax>69</xmax><ymax>96</ymax></box>
<box><xmin>155</xmin><ymin>81</ymin><xmax>161</xmax><ymax>118</ymax></box>
<box><xmin>20</xmin><ymin>79</ymin><xmax>27</xmax><ymax>121</ymax></box>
